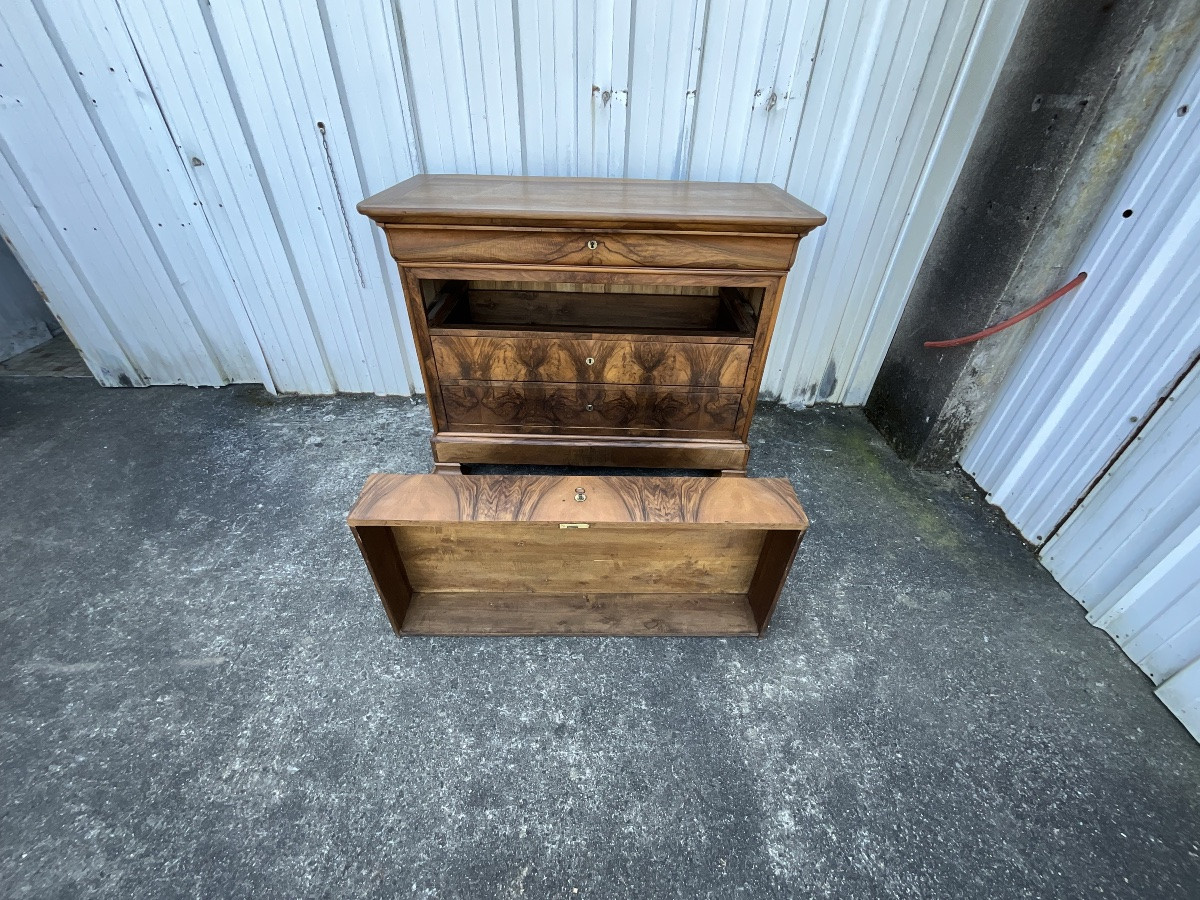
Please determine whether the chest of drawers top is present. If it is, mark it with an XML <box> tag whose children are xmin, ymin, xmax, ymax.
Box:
<box><xmin>358</xmin><ymin>174</ymin><xmax>826</xmax><ymax>234</ymax></box>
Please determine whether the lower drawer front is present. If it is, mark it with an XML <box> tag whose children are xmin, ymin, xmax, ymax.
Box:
<box><xmin>441</xmin><ymin>382</ymin><xmax>741</xmax><ymax>434</ymax></box>
<box><xmin>431</xmin><ymin>335</ymin><xmax>751</xmax><ymax>389</ymax></box>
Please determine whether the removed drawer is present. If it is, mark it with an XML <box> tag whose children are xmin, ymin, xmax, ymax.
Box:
<box><xmin>431</xmin><ymin>335</ymin><xmax>751</xmax><ymax>390</ymax></box>
<box><xmin>441</xmin><ymin>382</ymin><xmax>742</xmax><ymax>435</ymax></box>
<box><xmin>386</xmin><ymin>226</ymin><xmax>797</xmax><ymax>271</ymax></box>
<box><xmin>347</xmin><ymin>473</ymin><xmax>809</xmax><ymax>637</ymax></box>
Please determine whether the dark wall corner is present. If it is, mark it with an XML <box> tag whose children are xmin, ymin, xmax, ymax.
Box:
<box><xmin>865</xmin><ymin>0</ymin><xmax>1200</xmax><ymax>469</ymax></box>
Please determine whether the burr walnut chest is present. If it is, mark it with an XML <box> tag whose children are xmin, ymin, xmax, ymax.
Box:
<box><xmin>359</xmin><ymin>175</ymin><xmax>826</xmax><ymax>475</ymax></box>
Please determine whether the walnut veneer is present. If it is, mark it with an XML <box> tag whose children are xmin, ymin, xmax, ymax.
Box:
<box><xmin>348</xmin><ymin>473</ymin><xmax>809</xmax><ymax>637</ymax></box>
<box><xmin>359</xmin><ymin>174</ymin><xmax>825</xmax><ymax>474</ymax></box>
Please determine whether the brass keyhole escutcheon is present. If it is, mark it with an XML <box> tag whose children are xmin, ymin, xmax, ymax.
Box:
<box><xmin>574</xmin><ymin>487</ymin><xmax>587</xmax><ymax>502</ymax></box>
<box><xmin>586</xmin><ymin>239</ymin><xmax>599</xmax><ymax>250</ymax></box>
<box><xmin>585</xmin><ymin>403</ymin><xmax>594</xmax><ymax>411</ymax></box>
<box><xmin>585</xmin><ymin>356</ymin><xmax>595</xmax><ymax>366</ymax></box>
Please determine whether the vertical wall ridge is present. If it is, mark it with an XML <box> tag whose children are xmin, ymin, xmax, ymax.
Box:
<box><xmin>1</xmin><ymin>0</ymin><xmax>1024</xmax><ymax>399</ymax></box>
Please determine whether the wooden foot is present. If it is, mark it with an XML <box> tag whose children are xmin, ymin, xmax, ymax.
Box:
<box><xmin>719</xmin><ymin>468</ymin><xmax>748</xmax><ymax>478</ymax></box>
<box><xmin>433</xmin><ymin>462</ymin><xmax>463</xmax><ymax>475</ymax></box>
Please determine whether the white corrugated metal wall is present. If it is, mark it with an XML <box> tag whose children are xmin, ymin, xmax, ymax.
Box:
<box><xmin>0</xmin><ymin>0</ymin><xmax>1026</xmax><ymax>397</ymax></box>
<box><xmin>963</xmin><ymin>46</ymin><xmax>1200</xmax><ymax>738</ymax></box>
<box><xmin>1044</xmin><ymin>364</ymin><xmax>1200</xmax><ymax>739</ymax></box>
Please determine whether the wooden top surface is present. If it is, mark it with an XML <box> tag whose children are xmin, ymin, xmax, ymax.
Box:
<box><xmin>357</xmin><ymin>175</ymin><xmax>826</xmax><ymax>233</ymax></box>
<box><xmin>348</xmin><ymin>473</ymin><xmax>808</xmax><ymax>529</ymax></box>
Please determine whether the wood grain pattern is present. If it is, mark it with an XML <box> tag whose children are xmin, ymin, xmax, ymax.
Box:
<box><xmin>440</xmin><ymin>382</ymin><xmax>742</xmax><ymax>434</ymax></box>
<box><xmin>348</xmin><ymin>473</ymin><xmax>808</xmax><ymax>528</ymax></box>
<box><xmin>385</xmin><ymin>225</ymin><xmax>797</xmax><ymax>271</ymax></box>
<box><xmin>447</xmin><ymin>288</ymin><xmax>743</xmax><ymax>332</ymax></box>
<box><xmin>431</xmin><ymin>334</ymin><xmax>751</xmax><ymax>389</ymax></box>
<box><xmin>407</xmin><ymin>265</ymin><xmax>780</xmax><ymax>288</ymax></box>
<box><xmin>736</xmin><ymin>274</ymin><xmax>787</xmax><ymax>441</ymax></box>
<box><xmin>347</xmin><ymin>473</ymin><xmax>808</xmax><ymax>637</ymax></box>
<box><xmin>431</xmin><ymin>433</ymin><xmax>750</xmax><ymax>472</ymax></box>
<box><xmin>401</xmin><ymin>592</ymin><xmax>759</xmax><ymax>636</ymax></box>
<box><xmin>747</xmin><ymin>530</ymin><xmax>805</xmax><ymax>633</ymax></box>
<box><xmin>350</xmin><ymin>526</ymin><xmax>412</xmax><ymax>636</ymax></box>
<box><xmin>361</xmin><ymin>174</ymin><xmax>825</xmax><ymax>471</ymax></box>
<box><xmin>393</xmin><ymin>523</ymin><xmax>764</xmax><ymax>594</ymax></box>
<box><xmin>360</xmin><ymin>174</ymin><xmax>827</xmax><ymax>233</ymax></box>
<box><xmin>469</xmin><ymin>280</ymin><xmax>721</xmax><ymax>295</ymax></box>
<box><xmin>430</xmin><ymin>325</ymin><xmax>752</xmax><ymax>345</ymax></box>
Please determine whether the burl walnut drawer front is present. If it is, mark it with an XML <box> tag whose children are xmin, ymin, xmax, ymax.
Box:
<box><xmin>386</xmin><ymin>226</ymin><xmax>797</xmax><ymax>271</ymax></box>
<box><xmin>441</xmin><ymin>382</ymin><xmax>742</xmax><ymax>435</ymax></box>
<box><xmin>431</xmin><ymin>335</ymin><xmax>751</xmax><ymax>390</ymax></box>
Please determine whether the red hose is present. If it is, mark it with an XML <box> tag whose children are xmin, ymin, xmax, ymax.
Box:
<box><xmin>924</xmin><ymin>271</ymin><xmax>1088</xmax><ymax>349</ymax></box>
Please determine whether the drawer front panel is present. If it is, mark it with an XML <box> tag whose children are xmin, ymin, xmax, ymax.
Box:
<box><xmin>441</xmin><ymin>382</ymin><xmax>742</xmax><ymax>435</ymax></box>
<box><xmin>387</xmin><ymin>227</ymin><xmax>796</xmax><ymax>270</ymax></box>
<box><xmin>432</xmin><ymin>335</ymin><xmax>751</xmax><ymax>389</ymax></box>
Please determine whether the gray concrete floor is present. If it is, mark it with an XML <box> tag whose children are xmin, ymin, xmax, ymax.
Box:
<box><xmin>1</xmin><ymin>378</ymin><xmax>1198</xmax><ymax>899</ymax></box>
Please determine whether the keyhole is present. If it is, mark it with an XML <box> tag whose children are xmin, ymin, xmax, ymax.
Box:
<box><xmin>586</xmin><ymin>239</ymin><xmax>598</xmax><ymax>250</ymax></box>
<box><xmin>574</xmin><ymin>487</ymin><xmax>587</xmax><ymax>502</ymax></box>
<box><xmin>585</xmin><ymin>357</ymin><xmax>595</xmax><ymax>366</ymax></box>
<box><xmin>585</xmin><ymin>403</ymin><xmax>594</xmax><ymax>411</ymax></box>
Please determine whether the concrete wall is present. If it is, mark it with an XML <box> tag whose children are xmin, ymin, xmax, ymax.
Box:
<box><xmin>865</xmin><ymin>0</ymin><xmax>1200</xmax><ymax>467</ymax></box>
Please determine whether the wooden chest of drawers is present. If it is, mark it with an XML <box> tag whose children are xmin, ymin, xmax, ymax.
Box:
<box><xmin>359</xmin><ymin>175</ymin><xmax>825</xmax><ymax>474</ymax></box>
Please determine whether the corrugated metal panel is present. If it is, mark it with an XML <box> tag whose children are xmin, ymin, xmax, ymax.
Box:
<box><xmin>1157</xmin><ymin>659</ymin><xmax>1200</xmax><ymax>741</ymax></box>
<box><xmin>0</xmin><ymin>0</ymin><xmax>1027</xmax><ymax>397</ymax></box>
<box><xmin>117</xmin><ymin>0</ymin><xmax>333</xmax><ymax>393</ymax></box>
<box><xmin>963</xmin><ymin>46</ymin><xmax>1200</xmax><ymax>739</ymax></box>
<box><xmin>962</xmin><ymin>47</ymin><xmax>1200</xmax><ymax>542</ymax></box>
<box><xmin>1042</xmin><ymin>363</ymin><xmax>1200</xmax><ymax>739</ymax></box>
<box><xmin>42</xmin><ymin>1</ymin><xmax>273</xmax><ymax>388</ymax></box>
<box><xmin>0</xmin><ymin>1</ymin><xmax>226</xmax><ymax>386</ymax></box>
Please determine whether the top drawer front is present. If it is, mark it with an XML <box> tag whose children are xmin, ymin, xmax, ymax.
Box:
<box><xmin>386</xmin><ymin>227</ymin><xmax>797</xmax><ymax>271</ymax></box>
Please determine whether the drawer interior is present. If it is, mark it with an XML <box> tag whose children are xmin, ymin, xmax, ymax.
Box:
<box><xmin>422</xmin><ymin>278</ymin><xmax>762</xmax><ymax>337</ymax></box>
<box><xmin>361</xmin><ymin>521</ymin><xmax>785</xmax><ymax>636</ymax></box>
<box><xmin>348</xmin><ymin>473</ymin><xmax>809</xmax><ymax>638</ymax></box>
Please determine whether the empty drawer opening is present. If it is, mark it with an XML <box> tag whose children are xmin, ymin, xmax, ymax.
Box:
<box><xmin>423</xmin><ymin>279</ymin><xmax>762</xmax><ymax>337</ymax></box>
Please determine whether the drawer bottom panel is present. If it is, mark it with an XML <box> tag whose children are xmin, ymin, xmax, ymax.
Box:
<box><xmin>431</xmin><ymin>433</ymin><xmax>751</xmax><ymax>471</ymax></box>
<box><xmin>441</xmin><ymin>381</ymin><xmax>742</xmax><ymax>436</ymax></box>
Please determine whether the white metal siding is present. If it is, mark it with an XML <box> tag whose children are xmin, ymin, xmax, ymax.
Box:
<box><xmin>1043</xmin><ymin>364</ymin><xmax>1200</xmax><ymax>739</ymax></box>
<box><xmin>962</xmin><ymin>50</ymin><xmax>1200</xmax><ymax>543</ymax></box>
<box><xmin>0</xmin><ymin>0</ymin><xmax>1026</xmax><ymax>397</ymax></box>
<box><xmin>964</xmin><ymin>47</ymin><xmax>1200</xmax><ymax>739</ymax></box>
